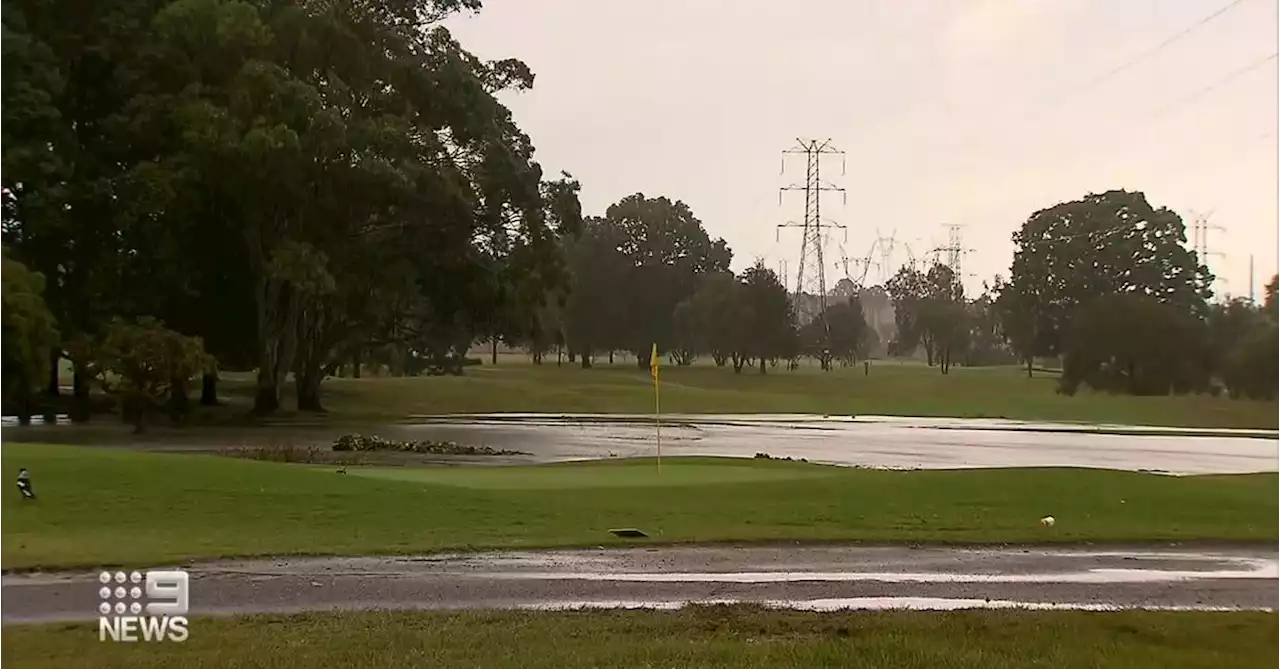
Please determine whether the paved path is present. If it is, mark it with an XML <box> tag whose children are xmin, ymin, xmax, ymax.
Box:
<box><xmin>4</xmin><ymin>545</ymin><xmax>1275</xmax><ymax>623</ymax></box>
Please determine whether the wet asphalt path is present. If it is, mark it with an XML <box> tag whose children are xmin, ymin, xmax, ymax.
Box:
<box><xmin>3</xmin><ymin>545</ymin><xmax>1276</xmax><ymax>623</ymax></box>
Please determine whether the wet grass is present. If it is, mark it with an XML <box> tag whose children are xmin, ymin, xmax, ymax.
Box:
<box><xmin>206</xmin><ymin>361</ymin><xmax>1278</xmax><ymax>429</ymax></box>
<box><xmin>3</xmin><ymin>606</ymin><xmax>1275</xmax><ymax>668</ymax></box>
<box><xmin>3</xmin><ymin>444</ymin><xmax>1275</xmax><ymax>570</ymax></box>
<box><xmin>349</xmin><ymin>459</ymin><xmax>834</xmax><ymax>489</ymax></box>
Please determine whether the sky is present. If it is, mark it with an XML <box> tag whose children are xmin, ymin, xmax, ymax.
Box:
<box><xmin>448</xmin><ymin>0</ymin><xmax>1279</xmax><ymax>300</ymax></box>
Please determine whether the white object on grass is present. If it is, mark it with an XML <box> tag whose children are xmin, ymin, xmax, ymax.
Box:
<box><xmin>1040</xmin><ymin>516</ymin><xmax>1056</xmax><ymax>527</ymax></box>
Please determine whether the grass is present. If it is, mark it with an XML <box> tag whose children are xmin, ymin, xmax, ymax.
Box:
<box><xmin>2</xmin><ymin>606</ymin><xmax>1275</xmax><ymax>668</ymax></box>
<box><xmin>208</xmin><ymin>360</ymin><xmax>1279</xmax><ymax>429</ymax></box>
<box><xmin>3</xmin><ymin>444</ymin><xmax>1275</xmax><ymax>570</ymax></box>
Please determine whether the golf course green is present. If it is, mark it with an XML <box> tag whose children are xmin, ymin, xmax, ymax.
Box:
<box><xmin>3</xmin><ymin>443</ymin><xmax>1276</xmax><ymax>570</ymax></box>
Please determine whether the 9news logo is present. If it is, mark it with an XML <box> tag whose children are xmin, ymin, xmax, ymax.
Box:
<box><xmin>97</xmin><ymin>570</ymin><xmax>189</xmax><ymax>643</ymax></box>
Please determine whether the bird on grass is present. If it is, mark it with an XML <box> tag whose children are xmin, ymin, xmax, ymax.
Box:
<box><xmin>17</xmin><ymin>468</ymin><xmax>35</xmax><ymax>500</ymax></box>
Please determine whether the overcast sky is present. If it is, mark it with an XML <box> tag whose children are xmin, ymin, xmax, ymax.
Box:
<box><xmin>449</xmin><ymin>0</ymin><xmax>1278</xmax><ymax>299</ymax></box>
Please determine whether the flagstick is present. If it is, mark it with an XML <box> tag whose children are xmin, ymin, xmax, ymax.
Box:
<box><xmin>654</xmin><ymin>375</ymin><xmax>662</xmax><ymax>474</ymax></box>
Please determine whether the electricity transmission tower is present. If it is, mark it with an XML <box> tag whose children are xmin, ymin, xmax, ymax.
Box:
<box><xmin>927</xmin><ymin>224</ymin><xmax>973</xmax><ymax>274</ymax></box>
<box><xmin>1189</xmin><ymin>210</ymin><xmax>1225</xmax><ymax>294</ymax></box>
<box><xmin>776</xmin><ymin>139</ymin><xmax>846</xmax><ymax>331</ymax></box>
<box><xmin>1189</xmin><ymin>210</ymin><xmax>1223</xmax><ymax>260</ymax></box>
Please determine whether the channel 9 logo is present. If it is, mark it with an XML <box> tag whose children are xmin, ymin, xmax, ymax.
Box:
<box><xmin>96</xmin><ymin>570</ymin><xmax>189</xmax><ymax>642</ymax></box>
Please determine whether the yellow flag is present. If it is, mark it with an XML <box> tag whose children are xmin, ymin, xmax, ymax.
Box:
<box><xmin>649</xmin><ymin>343</ymin><xmax>660</xmax><ymax>382</ymax></box>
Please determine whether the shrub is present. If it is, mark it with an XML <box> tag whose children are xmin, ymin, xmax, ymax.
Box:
<box><xmin>332</xmin><ymin>433</ymin><xmax>527</xmax><ymax>456</ymax></box>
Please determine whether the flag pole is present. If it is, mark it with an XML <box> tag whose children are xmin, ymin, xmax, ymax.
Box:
<box><xmin>655</xmin><ymin>376</ymin><xmax>661</xmax><ymax>473</ymax></box>
<box><xmin>650</xmin><ymin>342</ymin><xmax>661</xmax><ymax>474</ymax></box>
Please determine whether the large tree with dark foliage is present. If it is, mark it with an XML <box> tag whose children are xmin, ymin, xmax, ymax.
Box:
<box><xmin>1002</xmin><ymin>190</ymin><xmax>1212</xmax><ymax>387</ymax></box>
<box><xmin>2</xmin><ymin>0</ymin><xmax>581</xmax><ymax>417</ymax></box>
<box><xmin>1059</xmin><ymin>293</ymin><xmax>1211</xmax><ymax>396</ymax></box>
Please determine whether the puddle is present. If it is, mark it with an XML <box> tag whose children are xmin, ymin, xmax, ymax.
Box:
<box><xmin>520</xmin><ymin>597</ymin><xmax>1274</xmax><ymax>613</ymax></box>
<box><xmin>496</xmin><ymin>562</ymin><xmax>1279</xmax><ymax>585</ymax></box>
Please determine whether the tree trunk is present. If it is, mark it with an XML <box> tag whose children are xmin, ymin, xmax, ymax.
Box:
<box><xmin>556</xmin><ymin>345</ymin><xmax>563</xmax><ymax>366</ymax></box>
<box><xmin>15</xmin><ymin>371</ymin><xmax>33</xmax><ymax>426</ymax></box>
<box><xmin>352</xmin><ymin>349</ymin><xmax>363</xmax><ymax>378</ymax></box>
<box><xmin>167</xmin><ymin>378</ymin><xmax>190</xmax><ymax>424</ymax></box>
<box><xmin>253</xmin><ymin>371</ymin><xmax>281</xmax><ymax>413</ymax></box>
<box><xmin>581</xmin><ymin>350</ymin><xmax>592</xmax><ymax>369</ymax></box>
<box><xmin>608</xmin><ymin>350</ymin><xmax>614</xmax><ymax>364</ymax></box>
<box><xmin>759</xmin><ymin>357</ymin><xmax>766</xmax><ymax>374</ymax></box>
<box><xmin>568</xmin><ymin>350</ymin><xmax>577</xmax><ymax>363</ymax></box>
<box><xmin>490</xmin><ymin>338</ymin><xmax>498</xmax><ymax>365</ymax></box>
<box><xmin>47</xmin><ymin>348</ymin><xmax>61</xmax><ymax>397</ymax></box>
<box><xmin>120</xmin><ymin>394</ymin><xmax>147</xmax><ymax>433</ymax></box>
<box><xmin>70</xmin><ymin>362</ymin><xmax>92</xmax><ymax>423</ymax></box>
<box><xmin>132</xmin><ymin>397</ymin><xmax>147</xmax><ymax>435</ymax></box>
<box><xmin>200</xmin><ymin>372</ymin><xmax>220</xmax><ymax>406</ymax></box>
<box><xmin>1026</xmin><ymin>356</ymin><xmax>1033</xmax><ymax>378</ymax></box>
<box><xmin>296</xmin><ymin>370</ymin><xmax>325</xmax><ymax>412</ymax></box>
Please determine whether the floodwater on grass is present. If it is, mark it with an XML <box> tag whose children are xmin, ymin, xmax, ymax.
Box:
<box><xmin>392</xmin><ymin>414</ymin><xmax>1278</xmax><ymax>475</ymax></box>
<box><xmin>3</xmin><ymin>412</ymin><xmax>1276</xmax><ymax>474</ymax></box>
<box><xmin>519</xmin><ymin>598</ymin><xmax>1272</xmax><ymax>613</ymax></box>
<box><xmin>493</xmin><ymin>563</ymin><xmax>1280</xmax><ymax>585</ymax></box>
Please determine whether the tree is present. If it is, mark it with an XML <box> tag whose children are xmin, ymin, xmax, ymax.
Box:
<box><xmin>1264</xmin><ymin>274</ymin><xmax>1278</xmax><ymax>322</ymax></box>
<box><xmin>737</xmin><ymin>261</ymin><xmax>794</xmax><ymax>374</ymax></box>
<box><xmin>1004</xmin><ymin>190</ymin><xmax>1212</xmax><ymax>374</ymax></box>
<box><xmin>606</xmin><ymin>194</ymin><xmax>732</xmax><ymax>367</ymax></box>
<box><xmin>76</xmin><ymin>317</ymin><xmax>212</xmax><ymax>433</ymax></box>
<box><xmin>857</xmin><ymin>284</ymin><xmax>895</xmax><ymax>358</ymax></box>
<box><xmin>671</xmin><ymin>271</ymin><xmax>743</xmax><ymax>367</ymax></box>
<box><xmin>142</xmin><ymin>0</ymin><xmax>577</xmax><ymax>411</ymax></box>
<box><xmin>814</xmin><ymin>298</ymin><xmax>865</xmax><ymax>368</ymax></box>
<box><xmin>2</xmin><ymin>250</ymin><xmax>60</xmax><ymax>424</ymax></box>
<box><xmin>1</xmin><ymin>0</ymin><xmax>169</xmax><ymax>422</ymax></box>
<box><xmin>1059</xmin><ymin>293</ymin><xmax>1211</xmax><ymax>396</ymax></box>
<box><xmin>917</xmin><ymin>264</ymin><xmax>965</xmax><ymax>369</ymax></box>
<box><xmin>964</xmin><ymin>282</ymin><xmax>1016</xmax><ymax>366</ymax></box>
<box><xmin>563</xmin><ymin>217</ymin><xmax>629</xmax><ymax>367</ymax></box>
<box><xmin>1221</xmin><ymin>321</ymin><xmax>1278</xmax><ymax>400</ymax></box>
<box><xmin>1206</xmin><ymin>298</ymin><xmax>1265</xmax><ymax>382</ymax></box>
<box><xmin>885</xmin><ymin>266</ymin><xmax>928</xmax><ymax>357</ymax></box>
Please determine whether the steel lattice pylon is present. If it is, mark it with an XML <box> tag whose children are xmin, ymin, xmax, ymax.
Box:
<box><xmin>777</xmin><ymin>139</ymin><xmax>846</xmax><ymax>332</ymax></box>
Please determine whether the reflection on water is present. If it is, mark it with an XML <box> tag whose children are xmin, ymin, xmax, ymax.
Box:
<box><xmin>2</xmin><ymin>413</ymin><xmax>1276</xmax><ymax>475</ymax></box>
<box><xmin>519</xmin><ymin>597</ymin><xmax>1270</xmax><ymax>612</ymax></box>
<box><xmin>495</xmin><ymin>560</ymin><xmax>1280</xmax><ymax>585</ymax></box>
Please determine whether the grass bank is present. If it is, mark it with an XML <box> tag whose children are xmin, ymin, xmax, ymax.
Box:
<box><xmin>208</xmin><ymin>361</ymin><xmax>1279</xmax><ymax>429</ymax></box>
<box><xmin>3</xmin><ymin>444</ymin><xmax>1275</xmax><ymax>570</ymax></box>
<box><xmin>3</xmin><ymin>606</ymin><xmax>1275</xmax><ymax>668</ymax></box>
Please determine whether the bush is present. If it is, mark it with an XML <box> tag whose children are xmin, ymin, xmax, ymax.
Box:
<box><xmin>220</xmin><ymin>444</ymin><xmax>325</xmax><ymax>463</ymax></box>
<box><xmin>332</xmin><ymin>433</ymin><xmax>527</xmax><ymax>456</ymax></box>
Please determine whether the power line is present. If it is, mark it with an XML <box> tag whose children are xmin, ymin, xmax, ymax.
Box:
<box><xmin>1040</xmin><ymin>0</ymin><xmax>1249</xmax><ymax>112</ymax></box>
<box><xmin>1146</xmin><ymin>51</ymin><xmax>1278</xmax><ymax>120</ymax></box>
